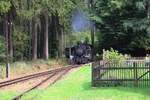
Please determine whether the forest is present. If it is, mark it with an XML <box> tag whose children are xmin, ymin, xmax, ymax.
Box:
<box><xmin>0</xmin><ymin>0</ymin><xmax>150</xmax><ymax>62</ymax></box>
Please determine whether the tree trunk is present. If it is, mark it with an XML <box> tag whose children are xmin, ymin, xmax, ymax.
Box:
<box><xmin>148</xmin><ymin>1</ymin><xmax>150</xmax><ymax>19</ymax></box>
<box><xmin>55</xmin><ymin>15</ymin><xmax>59</xmax><ymax>58</ymax></box>
<box><xmin>42</xmin><ymin>12</ymin><xmax>49</xmax><ymax>60</ymax></box>
<box><xmin>55</xmin><ymin>13</ymin><xmax>64</xmax><ymax>57</ymax></box>
<box><xmin>58</xmin><ymin>26</ymin><xmax>64</xmax><ymax>57</ymax></box>
<box><xmin>61</xmin><ymin>27</ymin><xmax>64</xmax><ymax>57</ymax></box>
<box><xmin>8</xmin><ymin>13</ymin><xmax>13</xmax><ymax>59</ymax></box>
<box><xmin>3</xmin><ymin>4</ymin><xmax>16</xmax><ymax>77</ymax></box>
<box><xmin>3</xmin><ymin>14</ymin><xmax>10</xmax><ymax>78</ymax></box>
<box><xmin>91</xmin><ymin>22</ymin><xmax>95</xmax><ymax>60</ymax></box>
<box><xmin>28</xmin><ymin>21</ymin><xmax>32</xmax><ymax>59</ymax></box>
<box><xmin>32</xmin><ymin>17</ymin><xmax>38</xmax><ymax>60</ymax></box>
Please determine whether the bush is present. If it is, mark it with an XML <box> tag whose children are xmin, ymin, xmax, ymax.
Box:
<box><xmin>103</xmin><ymin>48</ymin><xmax>125</xmax><ymax>64</ymax></box>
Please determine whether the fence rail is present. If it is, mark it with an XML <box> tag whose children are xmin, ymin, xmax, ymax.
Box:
<box><xmin>92</xmin><ymin>60</ymin><xmax>150</xmax><ymax>87</ymax></box>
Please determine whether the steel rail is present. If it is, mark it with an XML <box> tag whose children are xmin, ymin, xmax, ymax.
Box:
<box><xmin>0</xmin><ymin>65</ymin><xmax>79</xmax><ymax>88</ymax></box>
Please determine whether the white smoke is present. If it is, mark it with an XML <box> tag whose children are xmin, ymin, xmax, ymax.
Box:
<box><xmin>71</xmin><ymin>9</ymin><xmax>90</xmax><ymax>32</ymax></box>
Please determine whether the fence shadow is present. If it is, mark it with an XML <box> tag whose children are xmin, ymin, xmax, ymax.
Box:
<box><xmin>82</xmin><ymin>81</ymin><xmax>150</xmax><ymax>97</ymax></box>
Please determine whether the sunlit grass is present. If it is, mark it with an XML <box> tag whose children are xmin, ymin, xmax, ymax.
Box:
<box><xmin>21</xmin><ymin>64</ymin><xmax>150</xmax><ymax>100</ymax></box>
<box><xmin>0</xmin><ymin>91</ymin><xmax>17</xmax><ymax>100</ymax></box>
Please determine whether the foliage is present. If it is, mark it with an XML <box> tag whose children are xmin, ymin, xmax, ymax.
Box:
<box><xmin>0</xmin><ymin>1</ymin><xmax>11</xmax><ymax>13</ymax></box>
<box><xmin>91</xmin><ymin>0</ymin><xmax>150</xmax><ymax>56</ymax></box>
<box><xmin>66</xmin><ymin>31</ymin><xmax>91</xmax><ymax>46</ymax></box>
<box><xmin>103</xmin><ymin>48</ymin><xmax>125</xmax><ymax>63</ymax></box>
<box><xmin>1</xmin><ymin>0</ymin><xmax>150</xmax><ymax>61</ymax></box>
<box><xmin>0</xmin><ymin>36</ymin><xmax>5</xmax><ymax>62</ymax></box>
<box><xmin>12</xmin><ymin>27</ymin><xmax>29</xmax><ymax>60</ymax></box>
<box><xmin>0</xmin><ymin>0</ymin><xmax>86</xmax><ymax>61</ymax></box>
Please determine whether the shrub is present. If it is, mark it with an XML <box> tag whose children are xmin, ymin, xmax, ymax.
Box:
<box><xmin>103</xmin><ymin>48</ymin><xmax>125</xmax><ymax>64</ymax></box>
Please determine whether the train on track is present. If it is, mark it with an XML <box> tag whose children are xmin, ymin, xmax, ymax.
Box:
<box><xmin>65</xmin><ymin>42</ymin><xmax>92</xmax><ymax>64</ymax></box>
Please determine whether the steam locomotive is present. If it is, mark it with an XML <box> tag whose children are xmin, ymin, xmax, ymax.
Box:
<box><xmin>65</xmin><ymin>42</ymin><xmax>92</xmax><ymax>64</ymax></box>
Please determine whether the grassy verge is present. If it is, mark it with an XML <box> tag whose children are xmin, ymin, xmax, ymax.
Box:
<box><xmin>0</xmin><ymin>58</ymin><xmax>68</xmax><ymax>79</ymax></box>
<box><xmin>20</xmin><ymin>64</ymin><xmax>150</xmax><ymax>100</ymax></box>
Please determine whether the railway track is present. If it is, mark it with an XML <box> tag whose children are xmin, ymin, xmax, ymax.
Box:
<box><xmin>0</xmin><ymin>65</ymin><xmax>78</xmax><ymax>88</ymax></box>
<box><xmin>13</xmin><ymin>67</ymin><xmax>73</xmax><ymax>100</ymax></box>
<box><xmin>0</xmin><ymin>64</ymin><xmax>83</xmax><ymax>100</ymax></box>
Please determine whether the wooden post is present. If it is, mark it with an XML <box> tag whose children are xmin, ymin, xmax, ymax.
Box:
<box><xmin>92</xmin><ymin>62</ymin><xmax>100</xmax><ymax>87</ymax></box>
<box><xmin>92</xmin><ymin>62</ymin><xmax>96</xmax><ymax>86</ymax></box>
<box><xmin>149</xmin><ymin>62</ymin><xmax>150</xmax><ymax>82</ymax></box>
<box><xmin>133</xmin><ymin>62</ymin><xmax>138</xmax><ymax>87</ymax></box>
<box><xmin>6</xmin><ymin>63</ymin><xmax>10</xmax><ymax>78</ymax></box>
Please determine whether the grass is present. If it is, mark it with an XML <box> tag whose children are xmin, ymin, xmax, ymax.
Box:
<box><xmin>0</xmin><ymin>58</ymin><xmax>68</xmax><ymax>79</ymax></box>
<box><xmin>19</xmin><ymin>64</ymin><xmax>150</xmax><ymax>100</ymax></box>
<box><xmin>0</xmin><ymin>91</ymin><xmax>17</xmax><ymax>100</ymax></box>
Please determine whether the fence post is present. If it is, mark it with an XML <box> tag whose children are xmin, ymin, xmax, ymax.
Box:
<box><xmin>149</xmin><ymin>63</ymin><xmax>150</xmax><ymax>82</ymax></box>
<box><xmin>92</xmin><ymin>62</ymin><xmax>95</xmax><ymax>86</ymax></box>
<box><xmin>92</xmin><ymin>62</ymin><xmax>100</xmax><ymax>87</ymax></box>
<box><xmin>133</xmin><ymin>62</ymin><xmax>138</xmax><ymax>87</ymax></box>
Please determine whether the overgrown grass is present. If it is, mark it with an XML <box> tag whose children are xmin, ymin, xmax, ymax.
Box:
<box><xmin>20</xmin><ymin>64</ymin><xmax>150</xmax><ymax>100</ymax></box>
<box><xmin>0</xmin><ymin>58</ymin><xmax>68</xmax><ymax>79</ymax></box>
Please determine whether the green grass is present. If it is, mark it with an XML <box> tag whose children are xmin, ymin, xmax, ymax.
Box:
<box><xmin>20</xmin><ymin>64</ymin><xmax>150</xmax><ymax>100</ymax></box>
<box><xmin>0</xmin><ymin>91</ymin><xmax>17</xmax><ymax>100</ymax></box>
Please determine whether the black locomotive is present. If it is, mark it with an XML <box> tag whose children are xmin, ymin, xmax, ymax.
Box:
<box><xmin>65</xmin><ymin>42</ymin><xmax>92</xmax><ymax>64</ymax></box>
